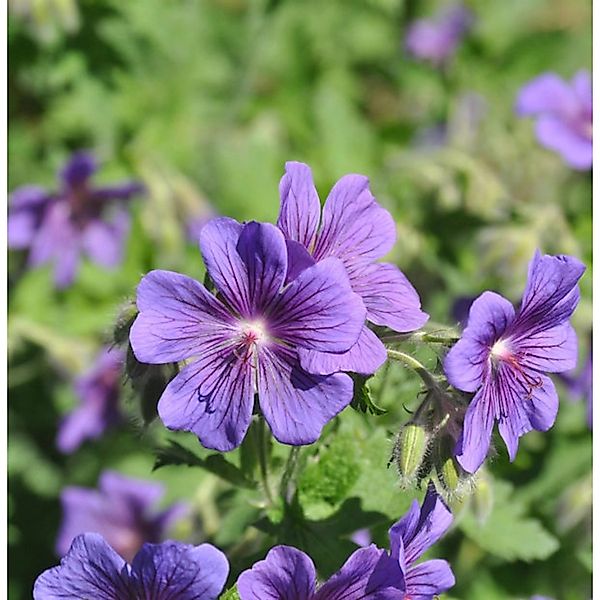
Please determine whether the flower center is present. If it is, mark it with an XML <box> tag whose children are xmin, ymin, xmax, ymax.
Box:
<box><xmin>490</xmin><ymin>339</ymin><xmax>511</xmax><ymax>362</ymax></box>
<box><xmin>239</xmin><ymin>320</ymin><xmax>269</xmax><ymax>347</ymax></box>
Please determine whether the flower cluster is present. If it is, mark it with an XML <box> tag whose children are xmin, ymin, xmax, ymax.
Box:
<box><xmin>8</xmin><ymin>151</ymin><xmax>144</xmax><ymax>288</ymax></box>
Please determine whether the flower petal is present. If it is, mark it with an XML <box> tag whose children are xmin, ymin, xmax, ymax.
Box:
<box><xmin>130</xmin><ymin>270</ymin><xmax>235</xmax><ymax>364</ymax></box>
<box><xmin>572</xmin><ymin>70</ymin><xmax>592</xmax><ymax>110</ymax></box>
<box><xmin>82</xmin><ymin>215</ymin><xmax>129</xmax><ymax>268</ymax></box>
<box><xmin>512</xmin><ymin>323</ymin><xmax>578</xmax><ymax>373</ymax></box>
<box><xmin>444</xmin><ymin>291</ymin><xmax>515</xmax><ymax>393</ymax></box>
<box><xmin>515</xmin><ymin>73</ymin><xmax>579</xmax><ymax>117</ymax></box>
<box><xmin>130</xmin><ymin>542</ymin><xmax>229</xmax><ymax>600</ymax></box>
<box><xmin>158</xmin><ymin>351</ymin><xmax>254</xmax><ymax>452</ymax></box>
<box><xmin>404</xmin><ymin>559</ymin><xmax>455</xmax><ymax>600</ymax></box>
<box><xmin>270</xmin><ymin>257</ymin><xmax>365</xmax><ymax>353</ymax></box>
<box><xmin>535</xmin><ymin>115</ymin><xmax>592</xmax><ymax>170</ymax></box>
<box><xmin>285</xmin><ymin>239</ymin><xmax>316</xmax><ymax>284</ymax></box>
<box><xmin>237</xmin><ymin>545</ymin><xmax>316</xmax><ymax>600</ymax></box>
<box><xmin>455</xmin><ymin>385</ymin><xmax>495</xmax><ymax>473</ymax></box>
<box><xmin>277</xmin><ymin>161</ymin><xmax>321</xmax><ymax>249</ymax></box>
<box><xmin>60</xmin><ymin>152</ymin><xmax>97</xmax><ymax>187</ymax></box>
<box><xmin>314</xmin><ymin>545</ymin><xmax>399</xmax><ymax>600</ymax></box>
<box><xmin>257</xmin><ymin>345</ymin><xmax>354</xmax><ymax>445</ymax></box>
<box><xmin>34</xmin><ymin>533</ymin><xmax>131</xmax><ymax>600</ymax></box>
<box><xmin>349</xmin><ymin>262</ymin><xmax>429</xmax><ymax>332</ymax></box>
<box><xmin>298</xmin><ymin>326</ymin><xmax>387</xmax><ymax>376</ymax></box>
<box><xmin>8</xmin><ymin>186</ymin><xmax>50</xmax><ymax>249</ymax></box>
<box><xmin>91</xmin><ymin>181</ymin><xmax>145</xmax><ymax>202</ymax></box>
<box><xmin>314</xmin><ymin>174</ymin><xmax>396</xmax><ymax>263</ymax></box>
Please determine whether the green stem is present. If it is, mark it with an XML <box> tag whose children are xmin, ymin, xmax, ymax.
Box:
<box><xmin>279</xmin><ymin>446</ymin><xmax>300</xmax><ymax>503</ymax></box>
<box><xmin>387</xmin><ymin>349</ymin><xmax>440</xmax><ymax>391</ymax></box>
<box><xmin>381</xmin><ymin>330</ymin><xmax>460</xmax><ymax>346</ymax></box>
<box><xmin>256</xmin><ymin>417</ymin><xmax>274</xmax><ymax>505</ymax></box>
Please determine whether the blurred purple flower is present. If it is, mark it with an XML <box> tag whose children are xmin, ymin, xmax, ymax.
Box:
<box><xmin>238</xmin><ymin>484</ymin><xmax>454</xmax><ymax>600</ymax></box>
<box><xmin>515</xmin><ymin>71</ymin><xmax>592</xmax><ymax>170</ymax></box>
<box><xmin>130</xmin><ymin>218</ymin><xmax>366</xmax><ymax>451</ymax></box>
<box><xmin>558</xmin><ymin>335</ymin><xmax>592</xmax><ymax>428</ymax></box>
<box><xmin>277</xmin><ymin>161</ymin><xmax>428</xmax><ymax>377</ymax></box>
<box><xmin>35</xmin><ymin>533</ymin><xmax>228</xmax><ymax>600</ymax></box>
<box><xmin>56</xmin><ymin>471</ymin><xmax>187</xmax><ymax>563</ymax></box>
<box><xmin>57</xmin><ymin>346</ymin><xmax>125</xmax><ymax>454</ymax></box>
<box><xmin>405</xmin><ymin>4</ymin><xmax>473</xmax><ymax>66</ymax></box>
<box><xmin>444</xmin><ymin>251</ymin><xmax>585</xmax><ymax>473</ymax></box>
<box><xmin>8</xmin><ymin>151</ymin><xmax>144</xmax><ymax>288</ymax></box>
<box><xmin>350</xmin><ymin>528</ymin><xmax>372</xmax><ymax>548</ymax></box>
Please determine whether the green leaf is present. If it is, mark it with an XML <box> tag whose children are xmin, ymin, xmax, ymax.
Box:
<box><xmin>153</xmin><ymin>440</ymin><xmax>256</xmax><ymax>489</ymax></box>
<box><xmin>459</xmin><ymin>480</ymin><xmax>559</xmax><ymax>562</ymax></box>
<box><xmin>350</xmin><ymin>375</ymin><xmax>387</xmax><ymax>415</ymax></box>
<box><xmin>219</xmin><ymin>586</ymin><xmax>240</xmax><ymax>600</ymax></box>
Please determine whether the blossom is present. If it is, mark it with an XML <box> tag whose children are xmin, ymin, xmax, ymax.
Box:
<box><xmin>515</xmin><ymin>71</ymin><xmax>592</xmax><ymax>170</ymax></box>
<box><xmin>34</xmin><ymin>533</ymin><xmax>229</xmax><ymax>600</ymax></box>
<box><xmin>8</xmin><ymin>151</ymin><xmax>144</xmax><ymax>288</ymax></box>
<box><xmin>276</xmin><ymin>162</ymin><xmax>428</xmax><ymax>377</ymax></box>
<box><xmin>405</xmin><ymin>4</ymin><xmax>473</xmax><ymax>66</ymax></box>
<box><xmin>237</xmin><ymin>484</ymin><xmax>454</xmax><ymax>600</ymax></box>
<box><xmin>56</xmin><ymin>346</ymin><xmax>125</xmax><ymax>453</ymax></box>
<box><xmin>130</xmin><ymin>218</ymin><xmax>366</xmax><ymax>451</ymax></box>
<box><xmin>444</xmin><ymin>251</ymin><xmax>585</xmax><ymax>473</ymax></box>
<box><xmin>56</xmin><ymin>471</ymin><xmax>187</xmax><ymax>563</ymax></box>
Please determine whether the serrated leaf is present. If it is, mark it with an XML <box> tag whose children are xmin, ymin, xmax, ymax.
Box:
<box><xmin>351</xmin><ymin>375</ymin><xmax>387</xmax><ymax>415</ymax></box>
<box><xmin>460</xmin><ymin>480</ymin><xmax>559</xmax><ymax>561</ymax></box>
<box><xmin>153</xmin><ymin>441</ymin><xmax>256</xmax><ymax>489</ymax></box>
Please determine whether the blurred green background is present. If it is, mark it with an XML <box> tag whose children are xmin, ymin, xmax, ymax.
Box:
<box><xmin>8</xmin><ymin>0</ymin><xmax>591</xmax><ymax>598</ymax></box>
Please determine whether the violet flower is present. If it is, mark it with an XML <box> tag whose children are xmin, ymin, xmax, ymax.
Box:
<box><xmin>57</xmin><ymin>346</ymin><xmax>125</xmax><ymax>454</ymax></box>
<box><xmin>8</xmin><ymin>151</ymin><xmax>144</xmax><ymax>288</ymax></box>
<box><xmin>56</xmin><ymin>471</ymin><xmax>187</xmax><ymax>563</ymax></box>
<box><xmin>276</xmin><ymin>162</ymin><xmax>428</xmax><ymax>377</ymax></box>
<box><xmin>130</xmin><ymin>218</ymin><xmax>366</xmax><ymax>451</ymax></box>
<box><xmin>35</xmin><ymin>533</ymin><xmax>229</xmax><ymax>600</ymax></box>
<box><xmin>405</xmin><ymin>4</ymin><xmax>473</xmax><ymax>67</ymax></box>
<box><xmin>238</xmin><ymin>484</ymin><xmax>454</xmax><ymax>600</ymax></box>
<box><xmin>444</xmin><ymin>251</ymin><xmax>585</xmax><ymax>473</ymax></box>
<box><xmin>515</xmin><ymin>71</ymin><xmax>592</xmax><ymax>170</ymax></box>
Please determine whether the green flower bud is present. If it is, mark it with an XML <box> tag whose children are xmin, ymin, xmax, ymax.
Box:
<box><xmin>392</xmin><ymin>423</ymin><xmax>430</xmax><ymax>484</ymax></box>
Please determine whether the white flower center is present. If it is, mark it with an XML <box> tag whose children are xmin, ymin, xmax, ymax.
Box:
<box><xmin>490</xmin><ymin>339</ymin><xmax>511</xmax><ymax>361</ymax></box>
<box><xmin>239</xmin><ymin>320</ymin><xmax>269</xmax><ymax>346</ymax></box>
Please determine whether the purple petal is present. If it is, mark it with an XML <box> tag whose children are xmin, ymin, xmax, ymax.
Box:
<box><xmin>285</xmin><ymin>239</ymin><xmax>316</xmax><ymax>284</ymax></box>
<box><xmin>158</xmin><ymin>353</ymin><xmax>254</xmax><ymax>452</ymax></box>
<box><xmin>535</xmin><ymin>115</ymin><xmax>592</xmax><ymax>170</ymax></box>
<box><xmin>130</xmin><ymin>542</ymin><xmax>229</xmax><ymax>600</ymax></box>
<box><xmin>444</xmin><ymin>291</ymin><xmax>515</xmax><ymax>393</ymax></box>
<box><xmin>455</xmin><ymin>385</ymin><xmax>495</xmax><ymax>473</ymax></box>
<box><xmin>53</xmin><ymin>239</ymin><xmax>81</xmax><ymax>289</ymax></box>
<box><xmin>512</xmin><ymin>323</ymin><xmax>578</xmax><ymax>373</ymax></box>
<box><xmin>35</xmin><ymin>533</ymin><xmax>131</xmax><ymax>600</ymax></box>
<box><xmin>389</xmin><ymin>484</ymin><xmax>453</xmax><ymax>566</ymax></box>
<box><xmin>515</xmin><ymin>73</ymin><xmax>579</xmax><ymax>117</ymax></box>
<box><xmin>98</xmin><ymin>471</ymin><xmax>165</xmax><ymax>510</ymax></box>
<box><xmin>236</xmin><ymin>221</ymin><xmax>288</xmax><ymax>313</ymax></box>
<box><xmin>298</xmin><ymin>326</ymin><xmax>387</xmax><ymax>376</ymax></box>
<box><xmin>81</xmin><ymin>214</ymin><xmax>129</xmax><ymax>268</ymax></box>
<box><xmin>315</xmin><ymin>545</ymin><xmax>399</xmax><ymax>600</ymax></box>
<box><xmin>9</xmin><ymin>185</ymin><xmax>51</xmax><ymax>209</ymax></box>
<box><xmin>516</xmin><ymin>252</ymin><xmax>585</xmax><ymax>332</ymax></box>
<box><xmin>8</xmin><ymin>186</ymin><xmax>51</xmax><ymax>249</ymax></box>
<box><xmin>237</xmin><ymin>545</ymin><xmax>316</xmax><ymax>600</ymax></box>
<box><xmin>270</xmin><ymin>257</ymin><xmax>365</xmax><ymax>353</ymax></box>
<box><xmin>257</xmin><ymin>345</ymin><xmax>354</xmax><ymax>446</ymax></box>
<box><xmin>572</xmin><ymin>70</ymin><xmax>592</xmax><ymax>110</ymax></box>
<box><xmin>199</xmin><ymin>217</ymin><xmax>250</xmax><ymax>315</ymax></box>
<box><xmin>348</xmin><ymin>262</ymin><xmax>429</xmax><ymax>332</ymax></box>
<box><xmin>404</xmin><ymin>559</ymin><xmax>455</xmax><ymax>600</ymax></box>
<box><xmin>277</xmin><ymin>161</ymin><xmax>321</xmax><ymax>249</ymax></box>
<box><xmin>60</xmin><ymin>152</ymin><xmax>97</xmax><ymax>188</ymax></box>
<box><xmin>56</xmin><ymin>401</ymin><xmax>113</xmax><ymax>453</ymax></box>
<box><xmin>314</xmin><ymin>174</ymin><xmax>396</xmax><ymax>264</ymax></box>
<box><xmin>130</xmin><ymin>270</ymin><xmax>235</xmax><ymax>364</ymax></box>
<box><xmin>91</xmin><ymin>180</ymin><xmax>145</xmax><ymax>202</ymax></box>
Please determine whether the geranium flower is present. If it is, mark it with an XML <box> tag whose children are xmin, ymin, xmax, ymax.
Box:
<box><xmin>56</xmin><ymin>471</ymin><xmax>187</xmax><ymax>563</ymax></box>
<box><xmin>57</xmin><ymin>346</ymin><xmax>125</xmax><ymax>453</ymax></box>
<box><xmin>444</xmin><ymin>251</ymin><xmax>585</xmax><ymax>473</ymax></box>
<box><xmin>515</xmin><ymin>71</ymin><xmax>592</xmax><ymax>170</ymax></box>
<box><xmin>8</xmin><ymin>151</ymin><xmax>144</xmax><ymax>288</ymax></box>
<box><xmin>130</xmin><ymin>218</ymin><xmax>366</xmax><ymax>451</ymax></box>
<box><xmin>237</xmin><ymin>484</ymin><xmax>454</xmax><ymax>600</ymax></box>
<box><xmin>405</xmin><ymin>4</ymin><xmax>473</xmax><ymax>67</ymax></box>
<box><xmin>35</xmin><ymin>533</ymin><xmax>228</xmax><ymax>600</ymax></box>
<box><xmin>276</xmin><ymin>162</ymin><xmax>428</xmax><ymax>376</ymax></box>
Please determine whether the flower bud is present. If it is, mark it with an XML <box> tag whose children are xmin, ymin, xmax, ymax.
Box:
<box><xmin>392</xmin><ymin>423</ymin><xmax>430</xmax><ymax>484</ymax></box>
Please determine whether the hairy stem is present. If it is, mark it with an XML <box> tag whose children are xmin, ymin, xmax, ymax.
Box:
<box><xmin>387</xmin><ymin>349</ymin><xmax>440</xmax><ymax>391</ymax></box>
<box><xmin>279</xmin><ymin>446</ymin><xmax>300</xmax><ymax>503</ymax></box>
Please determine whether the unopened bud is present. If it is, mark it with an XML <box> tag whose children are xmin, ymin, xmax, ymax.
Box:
<box><xmin>113</xmin><ymin>300</ymin><xmax>139</xmax><ymax>346</ymax></box>
<box><xmin>392</xmin><ymin>423</ymin><xmax>430</xmax><ymax>484</ymax></box>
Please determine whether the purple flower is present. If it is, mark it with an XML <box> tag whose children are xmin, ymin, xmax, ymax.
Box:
<box><xmin>8</xmin><ymin>151</ymin><xmax>144</xmax><ymax>288</ymax></box>
<box><xmin>237</xmin><ymin>485</ymin><xmax>454</xmax><ymax>600</ymax></box>
<box><xmin>515</xmin><ymin>71</ymin><xmax>592</xmax><ymax>170</ymax></box>
<box><xmin>130</xmin><ymin>218</ymin><xmax>366</xmax><ymax>451</ymax></box>
<box><xmin>276</xmin><ymin>162</ymin><xmax>428</xmax><ymax>377</ymax></box>
<box><xmin>34</xmin><ymin>533</ymin><xmax>229</xmax><ymax>600</ymax></box>
<box><xmin>405</xmin><ymin>4</ymin><xmax>473</xmax><ymax>66</ymax></box>
<box><xmin>56</xmin><ymin>471</ymin><xmax>187</xmax><ymax>563</ymax></box>
<box><xmin>56</xmin><ymin>346</ymin><xmax>125</xmax><ymax>453</ymax></box>
<box><xmin>558</xmin><ymin>335</ymin><xmax>592</xmax><ymax>428</ymax></box>
<box><xmin>444</xmin><ymin>251</ymin><xmax>586</xmax><ymax>473</ymax></box>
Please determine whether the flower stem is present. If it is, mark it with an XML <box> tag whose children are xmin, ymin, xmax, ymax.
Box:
<box><xmin>279</xmin><ymin>446</ymin><xmax>300</xmax><ymax>503</ymax></box>
<box><xmin>387</xmin><ymin>349</ymin><xmax>440</xmax><ymax>391</ymax></box>
<box><xmin>256</xmin><ymin>417</ymin><xmax>274</xmax><ymax>505</ymax></box>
